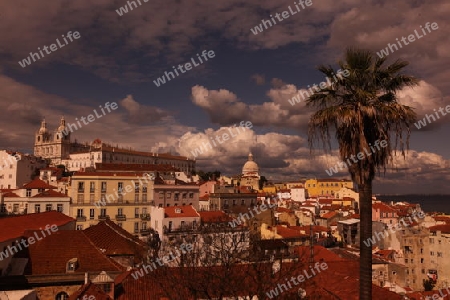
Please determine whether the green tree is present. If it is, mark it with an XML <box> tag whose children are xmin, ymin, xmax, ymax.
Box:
<box><xmin>307</xmin><ymin>47</ymin><xmax>418</xmax><ymax>299</ymax></box>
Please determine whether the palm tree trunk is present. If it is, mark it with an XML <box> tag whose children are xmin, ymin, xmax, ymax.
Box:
<box><xmin>358</xmin><ymin>183</ymin><xmax>373</xmax><ymax>300</ymax></box>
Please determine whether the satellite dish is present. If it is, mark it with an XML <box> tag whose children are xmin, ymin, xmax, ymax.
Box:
<box><xmin>298</xmin><ymin>288</ymin><xmax>307</xmax><ymax>298</ymax></box>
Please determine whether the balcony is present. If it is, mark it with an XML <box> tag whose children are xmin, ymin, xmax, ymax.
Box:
<box><xmin>140</xmin><ymin>229</ymin><xmax>150</xmax><ymax>235</ymax></box>
<box><xmin>140</xmin><ymin>213</ymin><xmax>150</xmax><ymax>220</ymax></box>
<box><xmin>76</xmin><ymin>216</ymin><xmax>87</xmax><ymax>222</ymax></box>
<box><xmin>98</xmin><ymin>215</ymin><xmax>110</xmax><ymax>221</ymax></box>
<box><xmin>115</xmin><ymin>214</ymin><xmax>127</xmax><ymax>221</ymax></box>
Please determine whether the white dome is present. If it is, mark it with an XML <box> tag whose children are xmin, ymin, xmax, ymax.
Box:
<box><xmin>242</xmin><ymin>153</ymin><xmax>259</xmax><ymax>175</ymax></box>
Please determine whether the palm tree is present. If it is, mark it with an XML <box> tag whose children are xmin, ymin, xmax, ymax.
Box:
<box><xmin>306</xmin><ymin>47</ymin><xmax>419</xmax><ymax>299</ymax></box>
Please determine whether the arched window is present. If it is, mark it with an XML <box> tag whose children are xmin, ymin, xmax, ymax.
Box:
<box><xmin>55</xmin><ymin>292</ymin><xmax>69</xmax><ymax>300</ymax></box>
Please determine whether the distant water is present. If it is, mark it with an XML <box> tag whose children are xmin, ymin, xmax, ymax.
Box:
<box><xmin>376</xmin><ymin>195</ymin><xmax>450</xmax><ymax>215</ymax></box>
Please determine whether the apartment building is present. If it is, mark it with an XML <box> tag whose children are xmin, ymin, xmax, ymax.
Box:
<box><xmin>428</xmin><ymin>225</ymin><xmax>450</xmax><ymax>289</ymax></box>
<box><xmin>69</xmin><ymin>171</ymin><xmax>155</xmax><ymax>236</ymax></box>
<box><xmin>1</xmin><ymin>179</ymin><xmax>70</xmax><ymax>215</ymax></box>
<box><xmin>305</xmin><ymin>179</ymin><xmax>353</xmax><ymax>197</ymax></box>
<box><xmin>0</xmin><ymin>150</ymin><xmax>48</xmax><ymax>189</ymax></box>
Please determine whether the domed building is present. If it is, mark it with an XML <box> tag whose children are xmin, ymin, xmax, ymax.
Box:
<box><xmin>239</xmin><ymin>153</ymin><xmax>260</xmax><ymax>191</ymax></box>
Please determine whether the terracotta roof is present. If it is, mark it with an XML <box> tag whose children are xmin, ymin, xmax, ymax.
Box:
<box><xmin>429</xmin><ymin>224</ymin><xmax>450</xmax><ymax>234</ymax></box>
<box><xmin>199</xmin><ymin>194</ymin><xmax>210</xmax><ymax>200</ymax></box>
<box><xmin>198</xmin><ymin>211</ymin><xmax>232</xmax><ymax>223</ymax></box>
<box><xmin>95</xmin><ymin>163</ymin><xmax>180</xmax><ymax>172</ymax></box>
<box><xmin>21</xmin><ymin>179</ymin><xmax>57</xmax><ymax>189</ymax></box>
<box><xmin>321</xmin><ymin>211</ymin><xmax>338</xmax><ymax>219</ymax></box>
<box><xmin>165</xmin><ymin>205</ymin><xmax>200</xmax><ymax>218</ymax></box>
<box><xmin>292</xmin><ymin>225</ymin><xmax>330</xmax><ymax>234</ymax></box>
<box><xmin>318</xmin><ymin>198</ymin><xmax>333</xmax><ymax>204</ymax></box>
<box><xmin>0</xmin><ymin>211</ymin><xmax>74</xmax><ymax>242</ymax></box>
<box><xmin>274</xmin><ymin>225</ymin><xmax>309</xmax><ymax>239</ymax></box>
<box><xmin>69</xmin><ymin>281</ymin><xmax>112</xmax><ymax>300</ymax></box>
<box><xmin>83</xmin><ymin>220</ymin><xmax>148</xmax><ymax>260</ymax></box>
<box><xmin>276</xmin><ymin>207</ymin><xmax>293</xmax><ymax>213</ymax></box>
<box><xmin>372</xmin><ymin>202</ymin><xmax>398</xmax><ymax>213</ymax></box>
<box><xmin>3</xmin><ymin>192</ymin><xmax>20</xmax><ymax>197</ymax></box>
<box><xmin>19</xmin><ymin>230</ymin><xmax>122</xmax><ymax>275</ymax></box>
<box><xmin>32</xmin><ymin>190</ymin><xmax>68</xmax><ymax>197</ymax></box>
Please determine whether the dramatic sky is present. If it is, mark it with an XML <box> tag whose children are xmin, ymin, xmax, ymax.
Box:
<box><xmin>0</xmin><ymin>0</ymin><xmax>449</xmax><ymax>194</ymax></box>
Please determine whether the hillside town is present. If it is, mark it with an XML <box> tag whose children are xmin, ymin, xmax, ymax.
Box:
<box><xmin>0</xmin><ymin>120</ymin><xmax>448</xmax><ymax>300</ymax></box>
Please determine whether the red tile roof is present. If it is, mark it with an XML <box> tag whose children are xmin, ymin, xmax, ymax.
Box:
<box><xmin>95</xmin><ymin>163</ymin><xmax>180</xmax><ymax>172</ymax></box>
<box><xmin>21</xmin><ymin>179</ymin><xmax>57</xmax><ymax>189</ymax></box>
<box><xmin>32</xmin><ymin>190</ymin><xmax>67</xmax><ymax>197</ymax></box>
<box><xmin>274</xmin><ymin>225</ymin><xmax>309</xmax><ymax>239</ymax></box>
<box><xmin>198</xmin><ymin>211</ymin><xmax>232</xmax><ymax>223</ymax></box>
<box><xmin>321</xmin><ymin>211</ymin><xmax>338</xmax><ymax>219</ymax></box>
<box><xmin>429</xmin><ymin>224</ymin><xmax>450</xmax><ymax>234</ymax></box>
<box><xmin>372</xmin><ymin>202</ymin><xmax>398</xmax><ymax>213</ymax></box>
<box><xmin>69</xmin><ymin>281</ymin><xmax>112</xmax><ymax>300</ymax></box>
<box><xmin>83</xmin><ymin>220</ymin><xmax>148</xmax><ymax>260</ymax></box>
<box><xmin>165</xmin><ymin>205</ymin><xmax>200</xmax><ymax>218</ymax></box>
<box><xmin>0</xmin><ymin>211</ymin><xmax>74</xmax><ymax>242</ymax></box>
<box><xmin>20</xmin><ymin>230</ymin><xmax>122</xmax><ymax>275</ymax></box>
<box><xmin>3</xmin><ymin>192</ymin><xmax>19</xmax><ymax>197</ymax></box>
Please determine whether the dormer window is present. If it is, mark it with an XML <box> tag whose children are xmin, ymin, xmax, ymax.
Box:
<box><xmin>175</xmin><ymin>208</ymin><xmax>182</xmax><ymax>213</ymax></box>
<box><xmin>66</xmin><ymin>258</ymin><xmax>78</xmax><ymax>272</ymax></box>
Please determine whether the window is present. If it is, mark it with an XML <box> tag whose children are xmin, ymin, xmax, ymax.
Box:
<box><xmin>174</xmin><ymin>193</ymin><xmax>179</xmax><ymax>201</ymax></box>
<box><xmin>90</xmin><ymin>194</ymin><xmax>95</xmax><ymax>203</ymax></box>
<box><xmin>76</xmin><ymin>225</ymin><xmax>83</xmax><ymax>230</ymax></box>
<box><xmin>159</xmin><ymin>192</ymin><xmax>164</xmax><ymax>199</ymax></box>
<box><xmin>422</xmin><ymin>269</ymin><xmax>426</xmax><ymax>274</ymax></box>
<box><xmin>55</xmin><ymin>292</ymin><xmax>69</xmax><ymax>300</ymax></box>
<box><xmin>35</xmin><ymin>204</ymin><xmax>40</xmax><ymax>213</ymax></box>
<box><xmin>78</xmin><ymin>182</ymin><xmax>84</xmax><ymax>192</ymax></box>
<box><xmin>241</xmin><ymin>199</ymin><xmax>245</xmax><ymax>205</ymax></box>
<box><xmin>421</xmin><ymin>258</ymin><xmax>424</xmax><ymax>263</ymax></box>
<box><xmin>100</xmin><ymin>208</ymin><xmax>106</xmax><ymax>217</ymax></box>
<box><xmin>142</xmin><ymin>194</ymin><xmax>147</xmax><ymax>202</ymax></box>
<box><xmin>135</xmin><ymin>208</ymin><xmax>139</xmax><ymax>218</ymax></box>
<box><xmin>101</xmin><ymin>283</ymin><xmax>111</xmax><ymax>293</ymax></box>
<box><xmin>167</xmin><ymin>192</ymin><xmax>171</xmax><ymax>199</ymax></box>
<box><xmin>101</xmin><ymin>182</ymin><xmax>107</xmax><ymax>192</ymax></box>
<box><xmin>181</xmin><ymin>221</ymin><xmax>185</xmax><ymax>228</ymax></box>
<box><xmin>57</xmin><ymin>204</ymin><xmax>63</xmax><ymax>213</ymax></box>
<box><xmin>90</xmin><ymin>182</ymin><xmax>95</xmax><ymax>193</ymax></box>
<box><xmin>437</xmin><ymin>252</ymin><xmax>443</xmax><ymax>257</ymax></box>
<box><xmin>134</xmin><ymin>222</ymin><xmax>139</xmax><ymax>233</ymax></box>
<box><xmin>118</xmin><ymin>208</ymin><xmax>123</xmax><ymax>216</ymax></box>
<box><xmin>233</xmin><ymin>199</ymin><xmax>237</xmax><ymax>206</ymax></box>
<box><xmin>135</xmin><ymin>194</ymin><xmax>139</xmax><ymax>202</ymax></box>
<box><xmin>142</xmin><ymin>207</ymin><xmax>147</xmax><ymax>214</ymax></box>
<box><xmin>46</xmin><ymin>204</ymin><xmax>52</xmax><ymax>211</ymax></box>
<box><xmin>77</xmin><ymin>194</ymin><xmax>84</xmax><ymax>202</ymax></box>
<box><xmin>77</xmin><ymin>209</ymin><xmax>84</xmax><ymax>217</ymax></box>
<box><xmin>141</xmin><ymin>222</ymin><xmax>147</xmax><ymax>230</ymax></box>
<box><xmin>135</xmin><ymin>183</ymin><xmax>139</xmax><ymax>192</ymax></box>
<box><xmin>430</xmin><ymin>238</ymin><xmax>434</xmax><ymax>244</ymax></box>
<box><xmin>26</xmin><ymin>189</ymin><xmax>32</xmax><ymax>197</ymax></box>
<box><xmin>189</xmin><ymin>193</ymin><xmax>194</xmax><ymax>198</ymax></box>
<box><xmin>431</xmin><ymin>251</ymin><xmax>435</xmax><ymax>256</ymax></box>
<box><xmin>182</xmin><ymin>193</ymin><xmax>187</xmax><ymax>199</ymax></box>
<box><xmin>90</xmin><ymin>209</ymin><xmax>94</xmax><ymax>220</ymax></box>
<box><xmin>118</xmin><ymin>182</ymin><xmax>123</xmax><ymax>192</ymax></box>
<box><xmin>142</xmin><ymin>185</ymin><xmax>147</xmax><ymax>193</ymax></box>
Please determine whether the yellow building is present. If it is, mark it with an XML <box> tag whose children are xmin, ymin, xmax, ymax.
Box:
<box><xmin>305</xmin><ymin>179</ymin><xmax>353</xmax><ymax>197</ymax></box>
<box><xmin>262</xmin><ymin>185</ymin><xmax>277</xmax><ymax>194</ymax></box>
<box><xmin>69</xmin><ymin>171</ymin><xmax>155</xmax><ymax>237</ymax></box>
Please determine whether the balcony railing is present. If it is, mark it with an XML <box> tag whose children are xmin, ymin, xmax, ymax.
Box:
<box><xmin>140</xmin><ymin>213</ymin><xmax>150</xmax><ymax>220</ymax></box>
<box><xmin>76</xmin><ymin>216</ymin><xmax>87</xmax><ymax>222</ymax></box>
<box><xmin>115</xmin><ymin>214</ymin><xmax>127</xmax><ymax>221</ymax></box>
<box><xmin>98</xmin><ymin>215</ymin><xmax>109</xmax><ymax>221</ymax></box>
<box><xmin>140</xmin><ymin>229</ymin><xmax>150</xmax><ymax>235</ymax></box>
<box><xmin>163</xmin><ymin>224</ymin><xmax>199</xmax><ymax>234</ymax></box>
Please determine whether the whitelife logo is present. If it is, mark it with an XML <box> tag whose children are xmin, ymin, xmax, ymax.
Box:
<box><xmin>153</xmin><ymin>50</ymin><xmax>215</xmax><ymax>87</ymax></box>
<box><xmin>61</xmin><ymin>102</ymin><xmax>119</xmax><ymax>137</ymax></box>
<box><xmin>325</xmin><ymin>139</ymin><xmax>388</xmax><ymax>176</ymax></box>
<box><xmin>265</xmin><ymin>262</ymin><xmax>328</xmax><ymax>298</ymax></box>
<box><xmin>0</xmin><ymin>224</ymin><xmax>58</xmax><ymax>261</ymax></box>
<box><xmin>18</xmin><ymin>31</ymin><xmax>81</xmax><ymax>68</ymax></box>
<box><xmin>250</xmin><ymin>0</ymin><xmax>313</xmax><ymax>35</ymax></box>
<box><xmin>287</xmin><ymin>69</ymin><xmax>350</xmax><ymax>106</ymax></box>
<box><xmin>414</xmin><ymin>105</ymin><xmax>450</xmax><ymax>129</ymax></box>
<box><xmin>187</xmin><ymin>121</ymin><xmax>253</xmax><ymax>158</ymax></box>
<box><xmin>376</xmin><ymin>22</ymin><xmax>439</xmax><ymax>58</ymax></box>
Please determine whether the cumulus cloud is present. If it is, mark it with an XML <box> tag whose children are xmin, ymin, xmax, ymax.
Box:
<box><xmin>120</xmin><ymin>95</ymin><xmax>172</xmax><ymax>125</ymax></box>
